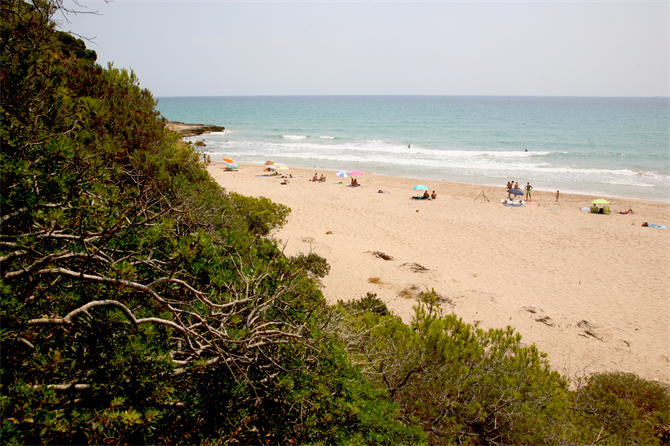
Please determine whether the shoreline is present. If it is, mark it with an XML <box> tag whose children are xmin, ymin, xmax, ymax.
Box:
<box><xmin>222</xmin><ymin>160</ymin><xmax>670</xmax><ymax>204</ymax></box>
<box><xmin>208</xmin><ymin>163</ymin><xmax>670</xmax><ymax>384</ymax></box>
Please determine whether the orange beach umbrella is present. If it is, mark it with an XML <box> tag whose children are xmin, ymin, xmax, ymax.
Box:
<box><xmin>222</xmin><ymin>158</ymin><xmax>234</xmax><ymax>163</ymax></box>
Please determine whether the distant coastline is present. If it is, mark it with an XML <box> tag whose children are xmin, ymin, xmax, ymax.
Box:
<box><xmin>165</xmin><ymin>121</ymin><xmax>225</xmax><ymax>137</ymax></box>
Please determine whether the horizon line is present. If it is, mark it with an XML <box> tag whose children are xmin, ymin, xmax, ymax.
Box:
<box><xmin>155</xmin><ymin>94</ymin><xmax>669</xmax><ymax>99</ymax></box>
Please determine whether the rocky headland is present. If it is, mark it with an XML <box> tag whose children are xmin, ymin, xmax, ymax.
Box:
<box><xmin>166</xmin><ymin>121</ymin><xmax>225</xmax><ymax>137</ymax></box>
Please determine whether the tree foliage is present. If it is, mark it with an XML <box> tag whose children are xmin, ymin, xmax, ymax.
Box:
<box><xmin>0</xmin><ymin>1</ymin><xmax>422</xmax><ymax>444</ymax></box>
<box><xmin>335</xmin><ymin>290</ymin><xmax>670</xmax><ymax>445</ymax></box>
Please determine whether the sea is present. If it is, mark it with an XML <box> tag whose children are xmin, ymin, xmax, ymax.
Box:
<box><xmin>155</xmin><ymin>96</ymin><xmax>669</xmax><ymax>202</ymax></box>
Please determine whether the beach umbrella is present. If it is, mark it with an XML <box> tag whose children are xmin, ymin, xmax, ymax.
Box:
<box><xmin>349</xmin><ymin>170</ymin><xmax>364</xmax><ymax>176</ymax></box>
<box><xmin>226</xmin><ymin>163</ymin><xmax>239</xmax><ymax>170</ymax></box>
<box><xmin>222</xmin><ymin>158</ymin><xmax>234</xmax><ymax>163</ymax></box>
<box><xmin>591</xmin><ymin>199</ymin><xmax>610</xmax><ymax>204</ymax></box>
<box><xmin>264</xmin><ymin>160</ymin><xmax>275</xmax><ymax>165</ymax></box>
<box><xmin>508</xmin><ymin>188</ymin><xmax>524</xmax><ymax>196</ymax></box>
<box><xmin>336</xmin><ymin>171</ymin><xmax>350</xmax><ymax>178</ymax></box>
<box><xmin>276</xmin><ymin>166</ymin><xmax>289</xmax><ymax>171</ymax></box>
<box><xmin>413</xmin><ymin>185</ymin><xmax>428</xmax><ymax>190</ymax></box>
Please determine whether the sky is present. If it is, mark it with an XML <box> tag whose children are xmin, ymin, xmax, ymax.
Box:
<box><xmin>58</xmin><ymin>1</ymin><xmax>669</xmax><ymax>97</ymax></box>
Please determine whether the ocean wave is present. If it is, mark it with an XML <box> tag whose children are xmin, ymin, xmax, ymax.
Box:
<box><xmin>282</xmin><ymin>135</ymin><xmax>308</xmax><ymax>140</ymax></box>
<box><xmin>242</xmin><ymin>141</ymin><xmax>556</xmax><ymax>163</ymax></box>
<box><xmin>211</xmin><ymin>146</ymin><xmax>667</xmax><ymax>183</ymax></box>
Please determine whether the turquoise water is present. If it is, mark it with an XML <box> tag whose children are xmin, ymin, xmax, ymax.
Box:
<box><xmin>156</xmin><ymin>96</ymin><xmax>669</xmax><ymax>202</ymax></box>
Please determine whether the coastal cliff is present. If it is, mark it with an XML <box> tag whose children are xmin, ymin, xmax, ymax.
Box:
<box><xmin>166</xmin><ymin>121</ymin><xmax>225</xmax><ymax>137</ymax></box>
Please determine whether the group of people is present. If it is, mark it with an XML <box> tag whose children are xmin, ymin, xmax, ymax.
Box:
<box><xmin>280</xmin><ymin>174</ymin><xmax>293</xmax><ymax>185</ymax></box>
<box><xmin>350</xmin><ymin>177</ymin><xmax>361</xmax><ymax>187</ymax></box>
<box><xmin>506</xmin><ymin>180</ymin><xmax>534</xmax><ymax>200</ymax></box>
<box><xmin>416</xmin><ymin>190</ymin><xmax>437</xmax><ymax>200</ymax></box>
<box><xmin>311</xmin><ymin>173</ymin><xmax>326</xmax><ymax>183</ymax></box>
<box><xmin>506</xmin><ymin>180</ymin><xmax>561</xmax><ymax>202</ymax></box>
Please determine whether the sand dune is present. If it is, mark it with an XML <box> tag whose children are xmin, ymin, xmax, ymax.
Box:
<box><xmin>208</xmin><ymin>164</ymin><xmax>670</xmax><ymax>383</ymax></box>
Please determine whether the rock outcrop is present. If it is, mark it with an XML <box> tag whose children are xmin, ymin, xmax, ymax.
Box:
<box><xmin>165</xmin><ymin>121</ymin><xmax>225</xmax><ymax>137</ymax></box>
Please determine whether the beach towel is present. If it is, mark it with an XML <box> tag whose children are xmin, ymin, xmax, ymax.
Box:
<box><xmin>645</xmin><ymin>224</ymin><xmax>668</xmax><ymax>229</ymax></box>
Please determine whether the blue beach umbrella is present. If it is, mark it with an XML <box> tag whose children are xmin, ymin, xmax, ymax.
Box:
<box><xmin>413</xmin><ymin>185</ymin><xmax>428</xmax><ymax>190</ymax></box>
<box><xmin>336</xmin><ymin>171</ymin><xmax>350</xmax><ymax>178</ymax></box>
<box><xmin>508</xmin><ymin>188</ymin><xmax>524</xmax><ymax>196</ymax></box>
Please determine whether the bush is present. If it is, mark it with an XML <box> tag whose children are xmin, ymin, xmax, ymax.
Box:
<box><xmin>572</xmin><ymin>371</ymin><xmax>670</xmax><ymax>445</ymax></box>
<box><xmin>0</xmin><ymin>2</ymin><xmax>418</xmax><ymax>443</ymax></box>
<box><xmin>340</xmin><ymin>292</ymin><xmax>390</xmax><ymax>316</ymax></box>
<box><xmin>342</xmin><ymin>289</ymin><xmax>572</xmax><ymax>445</ymax></box>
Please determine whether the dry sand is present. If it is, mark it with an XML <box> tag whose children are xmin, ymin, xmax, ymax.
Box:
<box><xmin>208</xmin><ymin>164</ymin><xmax>670</xmax><ymax>383</ymax></box>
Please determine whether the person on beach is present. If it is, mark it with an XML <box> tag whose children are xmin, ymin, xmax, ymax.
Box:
<box><xmin>423</xmin><ymin>190</ymin><xmax>430</xmax><ymax>199</ymax></box>
<box><xmin>556</xmin><ymin>191</ymin><xmax>560</xmax><ymax>202</ymax></box>
<box><xmin>281</xmin><ymin>178</ymin><xmax>289</xmax><ymax>185</ymax></box>
<box><xmin>312</xmin><ymin>173</ymin><xmax>318</xmax><ymax>181</ymax></box>
<box><xmin>431</xmin><ymin>191</ymin><xmax>437</xmax><ymax>199</ymax></box>
<box><xmin>525</xmin><ymin>182</ymin><xmax>533</xmax><ymax>200</ymax></box>
<box><xmin>320</xmin><ymin>174</ymin><xmax>326</xmax><ymax>182</ymax></box>
<box><xmin>514</xmin><ymin>181</ymin><xmax>519</xmax><ymax>190</ymax></box>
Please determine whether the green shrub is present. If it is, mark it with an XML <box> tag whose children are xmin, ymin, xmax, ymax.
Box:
<box><xmin>340</xmin><ymin>292</ymin><xmax>390</xmax><ymax>316</ymax></box>
<box><xmin>572</xmin><ymin>371</ymin><xmax>670</xmax><ymax>445</ymax></box>
<box><xmin>0</xmin><ymin>1</ymin><xmax>417</xmax><ymax>443</ymax></box>
<box><xmin>344</xmin><ymin>289</ymin><xmax>572</xmax><ymax>445</ymax></box>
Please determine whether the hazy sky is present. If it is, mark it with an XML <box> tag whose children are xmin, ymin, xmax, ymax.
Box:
<box><xmin>59</xmin><ymin>1</ymin><xmax>668</xmax><ymax>97</ymax></box>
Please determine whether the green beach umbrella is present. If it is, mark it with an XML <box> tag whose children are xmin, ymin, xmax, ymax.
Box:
<box><xmin>591</xmin><ymin>199</ymin><xmax>609</xmax><ymax>204</ymax></box>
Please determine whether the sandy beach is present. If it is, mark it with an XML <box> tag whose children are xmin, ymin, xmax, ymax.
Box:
<box><xmin>208</xmin><ymin>164</ymin><xmax>670</xmax><ymax>383</ymax></box>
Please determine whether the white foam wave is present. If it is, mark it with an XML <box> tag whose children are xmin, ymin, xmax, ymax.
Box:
<box><xmin>320</xmin><ymin>136</ymin><xmax>335</xmax><ymax>139</ymax></box>
<box><xmin>283</xmin><ymin>135</ymin><xmax>308</xmax><ymax>140</ymax></box>
<box><xmin>206</xmin><ymin>137</ymin><xmax>669</xmax><ymax>195</ymax></box>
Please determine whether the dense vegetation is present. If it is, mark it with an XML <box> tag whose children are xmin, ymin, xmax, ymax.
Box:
<box><xmin>2</xmin><ymin>1</ymin><xmax>668</xmax><ymax>444</ymax></box>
